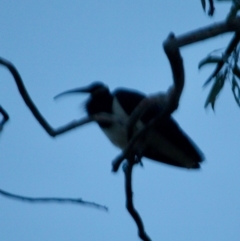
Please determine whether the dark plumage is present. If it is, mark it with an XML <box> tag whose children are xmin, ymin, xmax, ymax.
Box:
<box><xmin>55</xmin><ymin>81</ymin><xmax>204</xmax><ymax>169</ymax></box>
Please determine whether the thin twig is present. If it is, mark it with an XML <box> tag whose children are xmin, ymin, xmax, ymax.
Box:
<box><xmin>124</xmin><ymin>161</ymin><xmax>151</xmax><ymax>241</ymax></box>
<box><xmin>0</xmin><ymin>188</ymin><xmax>108</xmax><ymax>211</ymax></box>
<box><xmin>47</xmin><ymin>114</ymin><xmax>123</xmax><ymax>136</ymax></box>
<box><xmin>0</xmin><ymin>57</ymin><xmax>57</xmax><ymax>136</ymax></box>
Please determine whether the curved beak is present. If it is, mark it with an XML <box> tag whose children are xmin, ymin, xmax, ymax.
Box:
<box><xmin>54</xmin><ymin>86</ymin><xmax>90</xmax><ymax>99</ymax></box>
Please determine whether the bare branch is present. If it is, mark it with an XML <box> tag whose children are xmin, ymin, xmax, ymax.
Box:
<box><xmin>0</xmin><ymin>57</ymin><xmax>57</xmax><ymax>136</ymax></box>
<box><xmin>47</xmin><ymin>114</ymin><xmax>123</xmax><ymax>136</ymax></box>
<box><xmin>0</xmin><ymin>188</ymin><xmax>108</xmax><ymax>211</ymax></box>
<box><xmin>124</xmin><ymin>160</ymin><xmax>151</xmax><ymax>241</ymax></box>
<box><xmin>1</xmin><ymin>18</ymin><xmax>239</xmax><ymax>139</ymax></box>
<box><xmin>113</xmin><ymin>18</ymin><xmax>240</xmax><ymax>172</ymax></box>
<box><xmin>163</xmin><ymin>33</ymin><xmax>185</xmax><ymax>105</ymax></box>
<box><xmin>176</xmin><ymin>16</ymin><xmax>240</xmax><ymax>47</ymax></box>
<box><xmin>0</xmin><ymin>57</ymin><xmax>122</xmax><ymax>136</ymax></box>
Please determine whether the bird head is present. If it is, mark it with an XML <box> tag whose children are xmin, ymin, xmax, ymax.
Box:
<box><xmin>54</xmin><ymin>81</ymin><xmax>112</xmax><ymax>116</ymax></box>
<box><xmin>54</xmin><ymin>81</ymin><xmax>108</xmax><ymax>99</ymax></box>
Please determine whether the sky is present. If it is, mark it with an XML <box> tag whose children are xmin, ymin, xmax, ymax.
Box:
<box><xmin>0</xmin><ymin>1</ymin><xmax>239</xmax><ymax>241</ymax></box>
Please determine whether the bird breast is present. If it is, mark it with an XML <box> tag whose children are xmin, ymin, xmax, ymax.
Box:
<box><xmin>101</xmin><ymin>98</ymin><xmax>143</xmax><ymax>150</ymax></box>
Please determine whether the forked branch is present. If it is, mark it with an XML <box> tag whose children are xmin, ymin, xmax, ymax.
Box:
<box><xmin>0</xmin><ymin>17</ymin><xmax>239</xmax><ymax>142</ymax></box>
<box><xmin>0</xmin><ymin>58</ymin><xmax>118</xmax><ymax>209</ymax></box>
<box><xmin>0</xmin><ymin>57</ymin><xmax>120</xmax><ymax>136</ymax></box>
<box><xmin>1</xmin><ymin>16</ymin><xmax>240</xmax><ymax>241</ymax></box>
<box><xmin>112</xmin><ymin>16</ymin><xmax>240</xmax><ymax>172</ymax></box>
<box><xmin>113</xmin><ymin>18</ymin><xmax>240</xmax><ymax>238</ymax></box>
<box><xmin>118</xmin><ymin>33</ymin><xmax>184</xmax><ymax>241</ymax></box>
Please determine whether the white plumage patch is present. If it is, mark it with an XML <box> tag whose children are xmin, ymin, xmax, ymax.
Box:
<box><xmin>101</xmin><ymin>97</ymin><xmax>143</xmax><ymax>149</ymax></box>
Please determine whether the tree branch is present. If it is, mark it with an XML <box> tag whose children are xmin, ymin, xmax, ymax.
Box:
<box><xmin>0</xmin><ymin>188</ymin><xmax>108</xmax><ymax>211</ymax></box>
<box><xmin>0</xmin><ymin>57</ymin><xmax>122</xmax><ymax>136</ymax></box>
<box><xmin>113</xmin><ymin>37</ymin><xmax>183</xmax><ymax>240</ymax></box>
<box><xmin>124</xmin><ymin>160</ymin><xmax>151</xmax><ymax>241</ymax></box>
<box><xmin>1</xmin><ymin>18</ymin><xmax>239</xmax><ymax>139</ymax></box>
<box><xmin>112</xmin><ymin>17</ymin><xmax>240</xmax><ymax>172</ymax></box>
<box><xmin>177</xmin><ymin>16</ymin><xmax>240</xmax><ymax>47</ymax></box>
<box><xmin>0</xmin><ymin>57</ymin><xmax>57</xmax><ymax>136</ymax></box>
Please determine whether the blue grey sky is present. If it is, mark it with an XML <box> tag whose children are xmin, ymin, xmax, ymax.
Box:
<box><xmin>0</xmin><ymin>1</ymin><xmax>239</xmax><ymax>241</ymax></box>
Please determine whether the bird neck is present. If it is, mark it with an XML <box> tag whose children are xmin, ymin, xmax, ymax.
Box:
<box><xmin>86</xmin><ymin>90</ymin><xmax>113</xmax><ymax>128</ymax></box>
<box><xmin>86</xmin><ymin>90</ymin><xmax>113</xmax><ymax>116</ymax></box>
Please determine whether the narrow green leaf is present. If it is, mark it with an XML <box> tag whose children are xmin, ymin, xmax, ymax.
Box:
<box><xmin>233</xmin><ymin>64</ymin><xmax>240</xmax><ymax>79</ymax></box>
<box><xmin>231</xmin><ymin>76</ymin><xmax>240</xmax><ymax>107</ymax></box>
<box><xmin>198</xmin><ymin>56</ymin><xmax>223</xmax><ymax>69</ymax></box>
<box><xmin>203</xmin><ymin>75</ymin><xmax>214</xmax><ymax>87</ymax></box>
<box><xmin>204</xmin><ymin>72</ymin><xmax>226</xmax><ymax>110</ymax></box>
<box><xmin>201</xmin><ymin>0</ymin><xmax>206</xmax><ymax>11</ymax></box>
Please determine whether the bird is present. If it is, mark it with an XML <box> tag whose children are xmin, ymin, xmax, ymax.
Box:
<box><xmin>55</xmin><ymin>81</ymin><xmax>204</xmax><ymax>169</ymax></box>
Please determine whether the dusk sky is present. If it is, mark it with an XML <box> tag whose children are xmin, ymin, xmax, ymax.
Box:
<box><xmin>1</xmin><ymin>1</ymin><xmax>239</xmax><ymax>241</ymax></box>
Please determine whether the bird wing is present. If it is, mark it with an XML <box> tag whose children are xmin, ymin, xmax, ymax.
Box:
<box><xmin>113</xmin><ymin>88</ymin><xmax>146</xmax><ymax>116</ymax></box>
<box><xmin>143</xmin><ymin>118</ymin><xmax>204</xmax><ymax>168</ymax></box>
<box><xmin>114</xmin><ymin>88</ymin><xmax>204</xmax><ymax>168</ymax></box>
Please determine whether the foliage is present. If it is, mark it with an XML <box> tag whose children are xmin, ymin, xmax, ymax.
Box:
<box><xmin>199</xmin><ymin>0</ymin><xmax>240</xmax><ymax>109</ymax></box>
<box><xmin>199</xmin><ymin>42</ymin><xmax>240</xmax><ymax>109</ymax></box>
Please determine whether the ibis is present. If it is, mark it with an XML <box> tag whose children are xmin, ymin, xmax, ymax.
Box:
<box><xmin>55</xmin><ymin>81</ymin><xmax>204</xmax><ymax>169</ymax></box>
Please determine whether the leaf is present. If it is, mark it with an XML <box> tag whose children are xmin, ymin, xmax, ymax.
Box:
<box><xmin>231</xmin><ymin>76</ymin><xmax>240</xmax><ymax>107</ymax></box>
<box><xmin>233</xmin><ymin>64</ymin><xmax>240</xmax><ymax>79</ymax></box>
<box><xmin>201</xmin><ymin>0</ymin><xmax>206</xmax><ymax>11</ymax></box>
<box><xmin>204</xmin><ymin>72</ymin><xmax>226</xmax><ymax>110</ymax></box>
<box><xmin>198</xmin><ymin>56</ymin><xmax>223</xmax><ymax>69</ymax></box>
